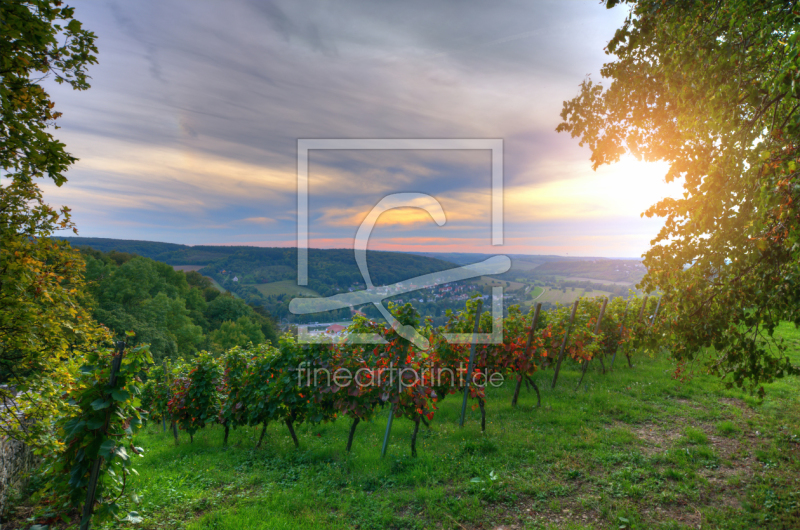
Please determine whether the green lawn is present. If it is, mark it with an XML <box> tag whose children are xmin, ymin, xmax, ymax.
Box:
<box><xmin>82</xmin><ymin>323</ymin><xmax>800</xmax><ymax>530</ymax></box>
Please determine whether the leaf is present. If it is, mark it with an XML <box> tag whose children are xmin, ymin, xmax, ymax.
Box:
<box><xmin>111</xmin><ymin>389</ymin><xmax>130</xmax><ymax>402</ymax></box>
<box><xmin>90</xmin><ymin>398</ymin><xmax>111</xmax><ymax>410</ymax></box>
<box><xmin>99</xmin><ymin>439</ymin><xmax>116</xmax><ymax>457</ymax></box>
<box><xmin>86</xmin><ymin>419</ymin><xmax>104</xmax><ymax>430</ymax></box>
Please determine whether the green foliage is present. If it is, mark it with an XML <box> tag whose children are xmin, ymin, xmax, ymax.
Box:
<box><xmin>137</xmin><ymin>296</ymin><xmax>668</xmax><ymax>458</ymax></box>
<box><xmin>1</xmin><ymin>0</ymin><xmax>97</xmax><ymax>186</ymax></box>
<box><xmin>81</xmin><ymin>249</ymin><xmax>278</xmax><ymax>361</ymax></box>
<box><xmin>72</xmin><ymin>328</ymin><xmax>800</xmax><ymax>530</ymax></box>
<box><xmin>41</xmin><ymin>342</ymin><xmax>152</xmax><ymax>523</ymax></box>
<box><xmin>558</xmin><ymin>0</ymin><xmax>800</xmax><ymax>391</ymax></box>
<box><xmin>218</xmin><ymin>347</ymin><xmax>252</xmax><ymax>433</ymax></box>
<box><xmin>210</xmin><ymin>317</ymin><xmax>264</xmax><ymax>356</ymax></box>
<box><xmin>0</xmin><ymin>0</ymin><xmax>105</xmax><ymax>449</ymax></box>
<box><xmin>168</xmin><ymin>352</ymin><xmax>223</xmax><ymax>439</ymax></box>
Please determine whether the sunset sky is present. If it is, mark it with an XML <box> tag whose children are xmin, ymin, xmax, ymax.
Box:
<box><xmin>43</xmin><ymin>0</ymin><xmax>682</xmax><ymax>257</ymax></box>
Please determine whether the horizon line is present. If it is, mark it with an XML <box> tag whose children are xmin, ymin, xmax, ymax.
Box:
<box><xmin>57</xmin><ymin>235</ymin><xmax>643</xmax><ymax>261</ymax></box>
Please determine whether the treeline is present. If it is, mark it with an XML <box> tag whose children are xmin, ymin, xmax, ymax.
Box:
<box><xmin>79</xmin><ymin>248</ymin><xmax>279</xmax><ymax>363</ymax></box>
<box><xmin>60</xmin><ymin>238</ymin><xmax>458</xmax><ymax>296</ymax></box>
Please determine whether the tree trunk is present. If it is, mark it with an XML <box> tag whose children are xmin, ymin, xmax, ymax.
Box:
<box><xmin>411</xmin><ymin>415</ymin><xmax>421</xmax><ymax>457</ymax></box>
<box><xmin>346</xmin><ymin>417</ymin><xmax>360</xmax><ymax>452</ymax></box>
<box><xmin>527</xmin><ymin>376</ymin><xmax>541</xmax><ymax>408</ymax></box>
<box><xmin>420</xmin><ymin>415</ymin><xmax>430</xmax><ymax>429</ymax></box>
<box><xmin>256</xmin><ymin>422</ymin><xmax>267</xmax><ymax>448</ymax></box>
<box><xmin>626</xmin><ymin>351</ymin><xmax>633</xmax><ymax>368</ymax></box>
<box><xmin>190</xmin><ymin>432</ymin><xmax>194</xmax><ymax>443</ymax></box>
<box><xmin>512</xmin><ymin>374</ymin><xmax>523</xmax><ymax>407</ymax></box>
<box><xmin>171</xmin><ymin>421</ymin><xmax>179</xmax><ymax>445</ymax></box>
<box><xmin>223</xmin><ymin>424</ymin><xmax>230</xmax><ymax>446</ymax></box>
<box><xmin>599</xmin><ymin>356</ymin><xmax>606</xmax><ymax>374</ymax></box>
<box><xmin>286</xmin><ymin>418</ymin><xmax>299</xmax><ymax>448</ymax></box>
<box><xmin>478</xmin><ymin>398</ymin><xmax>486</xmax><ymax>432</ymax></box>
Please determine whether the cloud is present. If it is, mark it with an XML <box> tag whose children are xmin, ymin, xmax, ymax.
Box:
<box><xmin>41</xmin><ymin>0</ymin><xmax>660</xmax><ymax>257</ymax></box>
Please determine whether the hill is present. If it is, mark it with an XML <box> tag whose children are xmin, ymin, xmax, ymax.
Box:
<box><xmin>61</xmin><ymin>237</ymin><xmax>462</xmax><ymax>323</ymax></box>
<box><xmin>60</xmin><ymin>238</ymin><xmax>457</xmax><ymax>290</ymax></box>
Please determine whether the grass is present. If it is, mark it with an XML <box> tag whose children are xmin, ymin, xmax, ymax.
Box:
<box><xmin>12</xmin><ymin>325</ymin><xmax>800</xmax><ymax>530</ymax></box>
<box><xmin>250</xmin><ymin>280</ymin><xmax>320</xmax><ymax>298</ymax></box>
<box><xmin>101</xmin><ymin>325</ymin><xmax>800</xmax><ymax>529</ymax></box>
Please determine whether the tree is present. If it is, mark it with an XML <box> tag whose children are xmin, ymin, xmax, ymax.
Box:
<box><xmin>0</xmin><ymin>1</ymin><xmax>102</xmax><ymax>446</ymax></box>
<box><xmin>557</xmin><ymin>0</ymin><xmax>800</xmax><ymax>391</ymax></box>
<box><xmin>210</xmin><ymin>316</ymin><xmax>265</xmax><ymax>352</ymax></box>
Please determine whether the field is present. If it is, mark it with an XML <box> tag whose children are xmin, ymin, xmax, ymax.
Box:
<box><xmin>533</xmin><ymin>260</ymin><xmax>646</xmax><ymax>284</ymax></box>
<box><xmin>477</xmin><ymin>277</ymin><xmax>527</xmax><ymax>292</ymax></box>
<box><xmin>170</xmin><ymin>265</ymin><xmax>230</xmax><ymax>295</ymax></box>
<box><xmin>172</xmin><ymin>265</ymin><xmax>206</xmax><ymax>273</ymax></box>
<box><xmin>535</xmin><ymin>287</ymin><xmax>614</xmax><ymax>305</ymax></box>
<box><xmin>81</xmin><ymin>324</ymin><xmax>800</xmax><ymax>530</ymax></box>
<box><xmin>251</xmin><ymin>280</ymin><xmax>320</xmax><ymax>298</ymax></box>
<box><xmin>207</xmin><ymin>276</ymin><xmax>234</xmax><ymax>296</ymax></box>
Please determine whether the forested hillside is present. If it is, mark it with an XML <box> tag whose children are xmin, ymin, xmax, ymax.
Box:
<box><xmin>62</xmin><ymin>238</ymin><xmax>456</xmax><ymax>289</ymax></box>
<box><xmin>79</xmin><ymin>247</ymin><xmax>279</xmax><ymax>362</ymax></box>
<box><xmin>64</xmin><ymin>237</ymin><xmax>460</xmax><ymax>323</ymax></box>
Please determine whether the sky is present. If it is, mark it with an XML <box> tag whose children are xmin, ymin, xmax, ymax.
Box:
<box><xmin>40</xmin><ymin>0</ymin><xmax>682</xmax><ymax>258</ymax></box>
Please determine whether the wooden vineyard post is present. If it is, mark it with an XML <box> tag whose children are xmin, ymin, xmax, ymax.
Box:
<box><xmin>610</xmin><ymin>300</ymin><xmax>630</xmax><ymax>369</ymax></box>
<box><xmin>459</xmin><ymin>299</ymin><xmax>484</xmax><ymax>428</ymax></box>
<box><xmin>380</xmin><ymin>406</ymin><xmax>394</xmax><ymax>458</ymax></box>
<box><xmin>162</xmin><ymin>359</ymin><xmax>167</xmax><ymax>433</ymax></box>
<box><xmin>551</xmin><ymin>300</ymin><xmax>579</xmax><ymax>389</ymax></box>
<box><xmin>80</xmin><ymin>342</ymin><xmax>125</xmax><ymax>530</ymax></box>
<box><xmin>577</xmin><ymin>298</ymin><xmax>608</xmax><ymax>388</ymax></box>
<box><xmin>637</xmin><ymin>296</ymin><xmax>649</xmax><ymax>323</ymax></box>
<box><xmin>625</xmin><ymin>295</ymin><xmax>649</xmax><ymax>367</ymax></box>
<box><xmin>512</xmin><ymin>303</ymin><xmax>542</xmax><ymax>407</ymax></box>
<box><xmin>381</xmin><ymin>341</ymin><xmax>411</xmax><ymax>458</ymax></box>
<box><xmin>163</xmin><ymin>359</ymin><xmax>179</xmax><ymax>444</ymax></box>
<box><xmin>649</xmin><ymin>298</ymin><xmax>661</xmax><ymax>328</ymax></box>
